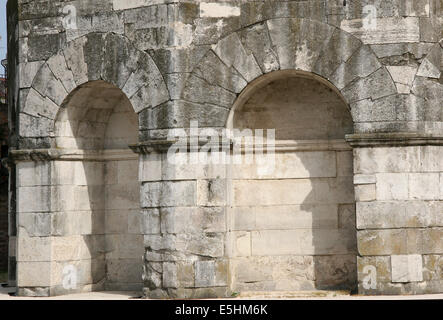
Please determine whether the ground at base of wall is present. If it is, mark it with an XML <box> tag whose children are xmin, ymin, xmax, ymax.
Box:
<box><xmin>1</xmin><ymin>288</ymin><xmax>443</xmax><ymax>300</ymax></box>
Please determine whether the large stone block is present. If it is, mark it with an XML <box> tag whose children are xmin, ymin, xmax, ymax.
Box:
<box><xmin>17</xmin><ymin>262</ymin><xmax>51</xmax><ymax>287</ymax></box>
<box><xmin>357</xmin><ymin>201</ymin><xmax>443</xmax><ymax>229</ymax></box>
<box><xmin>408</xmin><ymin>173</ymin><xmax>440</xmax><ymax>200</ymax></box>
<box><xmin>354</xmin><ymin>147</ymin><xmax>421</xmax><ymax>174</ymax></box>
<box><xmin>357</xmin><ymin>256</ymin><xmax>392</xmax><ymax>291</ymax></box>
<box><xmin>160</xmin><ymin>207</ymin><xmax>225</xmax><ymax>234</ymax></box>
<box><xmin>391</xmin><ymin>254</ymin><xmax>423</xmax><ymax>283</ymax></box>
<box><xmin>340</xmin><ymin>17</ymin><xmax>420</xmax><ymax>44</ymax></box>
<box><xmin>376</xmin><ymin>173</ymin><xmax>409</xmax><ymax>200</ymax></box>
<box><xmin>214</xmin><ymin>32</ymin><xmax>262</xmax><ymax>83</ymax></box>
<box><xmin>238</xmin><ymin>22</ymin><xmax>280</xmax><ymax>74</ymax></box>
<box><xmin>195</xmin><ymin>260</ymin><xmax>227</xmax><ymax>288</ymax></box>
<box><xmin>357</xmin><ymin>229</ymin><xmax>442</xmax><ymax>256</ymax></box>
<box><xmin>232</xmin><ymin>151</ymin><xmax>337</xmax><ymax>180</ymax></box>
<box><xmin>232</xmin><ymin>203</ymin><xmax>346</xmax><ymax>232</ymax></box>
<box><xmin>251</xmin><ymin>229</ymin><xmax>356</xmax><ymax>256</ymax></box>
<box><xmin>141</xmin><ymin>181</ymin><xmax>197</xmax><ymax>208</ymax></box>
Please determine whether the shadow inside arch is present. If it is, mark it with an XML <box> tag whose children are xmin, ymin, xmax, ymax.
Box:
<box><xmin>51</xmin><ymin>80</ymin><xmax>143</xmax><ymax>295</ymax></box>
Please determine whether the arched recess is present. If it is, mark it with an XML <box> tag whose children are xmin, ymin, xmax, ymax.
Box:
<box><xmin>52</xmin><ymin>80</ymin><xmax>143</xmax><ymax>292</ymax></box>
<box><xmin>182</xmin><ymin>18</ymin><xmax>397</xmax><ymax>128</ymax></box>
<box><xmin>19</xmin><ymin>32</ymin><xmax>169</xmax><ymax>149</ymax></box>
<box><xmin>227</xmin><ymin>70</ymin><xmax>357</xmax><ymax>292</ymax></box>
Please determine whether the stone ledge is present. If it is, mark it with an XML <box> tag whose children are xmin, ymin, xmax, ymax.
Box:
<box><xmin>9</xmin><ymin>149</ymin><xmax>137</xmax><ymax>162</ymax></box>
<box><xmin>131</xmin><ymin>139</ymin><xmax>352</xmax><ymax>154</ymax></box>
<box><xmin>346</xmin><ymin>133</ymin><xmax>443</xmax><ymax>147</ymax></box>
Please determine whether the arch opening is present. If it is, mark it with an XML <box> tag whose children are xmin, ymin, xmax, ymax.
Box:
<box><xmin>228</xmin><ymin>72</ymin><xmax>357</xmax><ymax>293</ymax></box>
<box><xmin>53</xmin><ymin>81</ymin><xmax>142</xmax><ymax>293</ymax></box>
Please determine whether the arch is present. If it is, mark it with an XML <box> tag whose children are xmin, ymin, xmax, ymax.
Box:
<box><xmin>54</xmin><ymin>80</ymin><xmax>139</xmax><ymax>150</ymax></box>
<box><xmin>51</xmin><ymin>80</ymin><xmax>143</xmax><ymax>293</ymax></box>
<box><xmin>226</xmin><ymin>70</ymin><xmax>350</xmax><ymax>130</ymax></box>
<box><xmin>182</xmin><ymin>18</ymin><xmax>397</xmax><ymax>127</ymax></box>
<box><xmin>227</xmin><ymin>71</ymin><xmax>357</xmax><ymax>292</ymax></box>
<box><xmin>20</xmin><ymin>32</ymin><xmax>169</xmax><ymax>148</ymax></box>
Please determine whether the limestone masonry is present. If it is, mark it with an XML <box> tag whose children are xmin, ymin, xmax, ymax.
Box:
<box><xmin>5</xmin><ymin>0</ymin><xmax>443</xmax><ymax>297</ymax></box>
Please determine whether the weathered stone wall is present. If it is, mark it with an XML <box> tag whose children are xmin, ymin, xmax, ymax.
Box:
<box><xmin>7</xmin><ymin>0</ymin><xmax>443</xmax><ymax>297</ymax></box>
<box><xmin>355</xmin><ymin>146</ymin><xmax>443</xmax><ymax>294</ymax></box>
<box><xmin>0</xmin><ymin>76</ymin><xmax>8</xmax><ymax>273</ymax></box>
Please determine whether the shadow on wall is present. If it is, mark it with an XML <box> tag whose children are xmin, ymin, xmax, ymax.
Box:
<box><xmin>232</xmin><ymin>72</ymin><xmax>357</xmax><ymax>292</ymax></box>
<box><xmin>52</xmin><ymin>80</ymin><xmax>143</xmax><ymax>294</ymax></box>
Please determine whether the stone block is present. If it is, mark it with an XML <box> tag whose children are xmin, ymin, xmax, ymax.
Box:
<box><xmin>354</xmin><ymin>174</ymin><xmax>377</xmax><ymax>185</ymax></box>
<box><xmin>358</xmin><ymin>229</ymin><xmax>413</xmax><ymax>255</ymax></box>
<box><xmin>17</xmin><ymin>262</ymin><xmax>51</xmax><ymax>287</ymax></box>
<box><xmin>200</xmin><ymin>2</ymin><xmax>240</xmax><ymax>18</ymax></box>
<box><xmin>17</xmin><ymin>186</ymin><xmax>51</xmax><ymax>213</ymax></box>
<box><xmin>139</xmin><ymin>153</ymin><xmax>162</xmax><ymax>182</ymax></box>
<box><xmin>18</xmin><ymin>212</ymin><xmax>52</xmax><ymax>237</ymax></box>
<box><xmin>183</xmin><ymin>74</ymin><xmax>237</xmax><ymax>108</ymax></box>
<box><xmin>141</xmin><ymin>209</ymin><xmax>161</xmax><ymax>235</ymax></box>
<box><xmin>354</xmin><ymin>147</ymin><xmax>421</xmax><ymax>174</ymax></box>
<box><xmin>330</xmin><ymin>45</ymin><xmax>381</xmax><ymax>90</ymax></box>
<box><xmin>314</xmin><ymin>255</ymin><xmax>357</xmax><ymax>290</ymax></box>
<box><xmin>32</xmin><ymin>63</ymin><xmax>68</xmax><ymax>106</ymax></box>
<box><xmin>421</xmin><ymin>228</ymin><xmax>443</xmax><ymax>254</ymax></box>
<box><xmin>238</xmin><ymin>22</ymin><xmax>280</xmax><ymax>74</ymax></box>
<box><xmin>232</xmin><ymin>231</ymin><xmax>251</xmax><ymax>257</ymax></box>
<box><xmin>254</xmin><ymin>204</ymin><xmax>339</xmax><ymax>230</ymax></box>
<box><xmin>357</xmin><ymin>256</ymin><xmax>392</xmax><ymax>285</ymax></box>
<box><xmin>422</xmin><ymin>255</ymin><xmax>443</xmax><ymax>281</ymax></box>
<box><xmin>340</xmin><ymin>17</ymin><xmax>420</xmax><ymax>44</ymax></box>
<box><xmin>391</xmin><ymin>254</ymin><xmax>423</xmax><ymax>283</ymax></box>
<box><xmin>338</xmin><ymin>204</ymin><xmax>356</xmax><ymax>230</ymax></box>
<box><xmin>266</xmin><ymin>18</ymin><xmax>301</xmax><ymax>70</ymax></box>
<box><xmin>341</xmin><ymin>67</ymin><xmax>397</xmax><ymax>103</ymax></box>
<box><xmin>52</xmin><ymin>235</ymin><xmax>105</xmax><ymax>261</ymax></box>
<box><xmin>355</xmin><ymin>184</ymin><xmax>376</xmax><ymax>202</ymax></box>
<box><xmin>193</xmin><ymin>50</ymin><xmax>247</xmax><ymax>94</ymax></box>
<box><xmin>141</xmin><ymin>181</ymin><xmax>197</xmax><ymax>208</ymax></box>
<box><xmin>376</xmin><ymin>173</ymin><xmax>409</xmax><ymax>201</ymax></box>
<box><xmin>233</xmin><ymin>179</ymin><xmax>313</xmax><ymax>206</ymax></box>
<box><xmin>313</xmin><ymin>28</ymin><xmax>361</xmax><ymax>78</ymax></box>
<box><xmin>337</xmin><ymin>151</ymin><xmax>354</xmax><ymax>177</ymax></box>
<box><xmin>160</xmin><ymin>207</ymin><xmax>225</xmax><ymax>234</ymax></box>
<box><xmin>17</xmin><ymin>161</ymin><xmax>51</xmax><ymax>187</ymax></box>
<box><xmin>197</xmin><ymin>179</ymin><xmax>226</xmax><ymax>207</ymax></box>
<box><xmin>17</xmin><ymin>233</ymin><xmax>51</xmax><ymax>262</ymax></box>
<box><xmin>420</xmin><ymin>146</ymin><xmax>443</xmax><ymax>172</ymax></box>
<box><xmin>251</xmin><ymin>229</ymin><xmax>356</xmax><ymax>256</ymax></box>
<box><xmin>19</xmin><ymin>61</ymin><xmax>45</xmax><ymax>88</ymax></box>
<box><xmin>408</xmin><ymin>173</ymin><xmax>440</xmax><ymax>200</ymax></box>
<box><xmin>105</xmin><ymin>182</ymin><xmax>139</xmax><ymax>210</ymax></box>
<box><xmin>386</xmin><ymin>66</ymin><xmax>417</xmax><ymax>88</ymax></box>
<box><xmin>214</xmin><ymin>32</ymin><xmax>262</xmax><ymax>83</ymax></box>
<box><xmin>105</xmin><ymin>234</ymin><xmax>144</xmax><ymax>260</ymax></box>
<box><xmin>22</xmin><ymin>87</ymin><xmax>60</xmax><ymax>120</ymax></box>
<box><xmin>195</xmin><ymin>260</ymin><xmax>227</xmax><ymax>288</ymax></box>
<box><xmin>232</xmin><ymin>151</ymin><xmax>337</xmax><ymax>180</ymax></box>
<box><xmin>46</xmin><ymin>53</ymin><xmax>77</xmax><ymax>94</ymax></box>
<box><xmin>106</xmin><ymin>258</ymin><xmax>142</xmax><ymax>284</ymax></box>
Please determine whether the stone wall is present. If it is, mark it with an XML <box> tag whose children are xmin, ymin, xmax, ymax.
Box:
<box><xmin>7</xmin><ymin>0</ymin><xmax>443</xmax><ymax>297</ymax></box>
<box><xmin>355</xmin><ymin>146</ymin><xmax>443</xmax><ymax>294</ymax></box>
<box><xmin>0</xmin><ymin>76</ymin><xmax>7</xmax><ymax>273</ymax></box>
